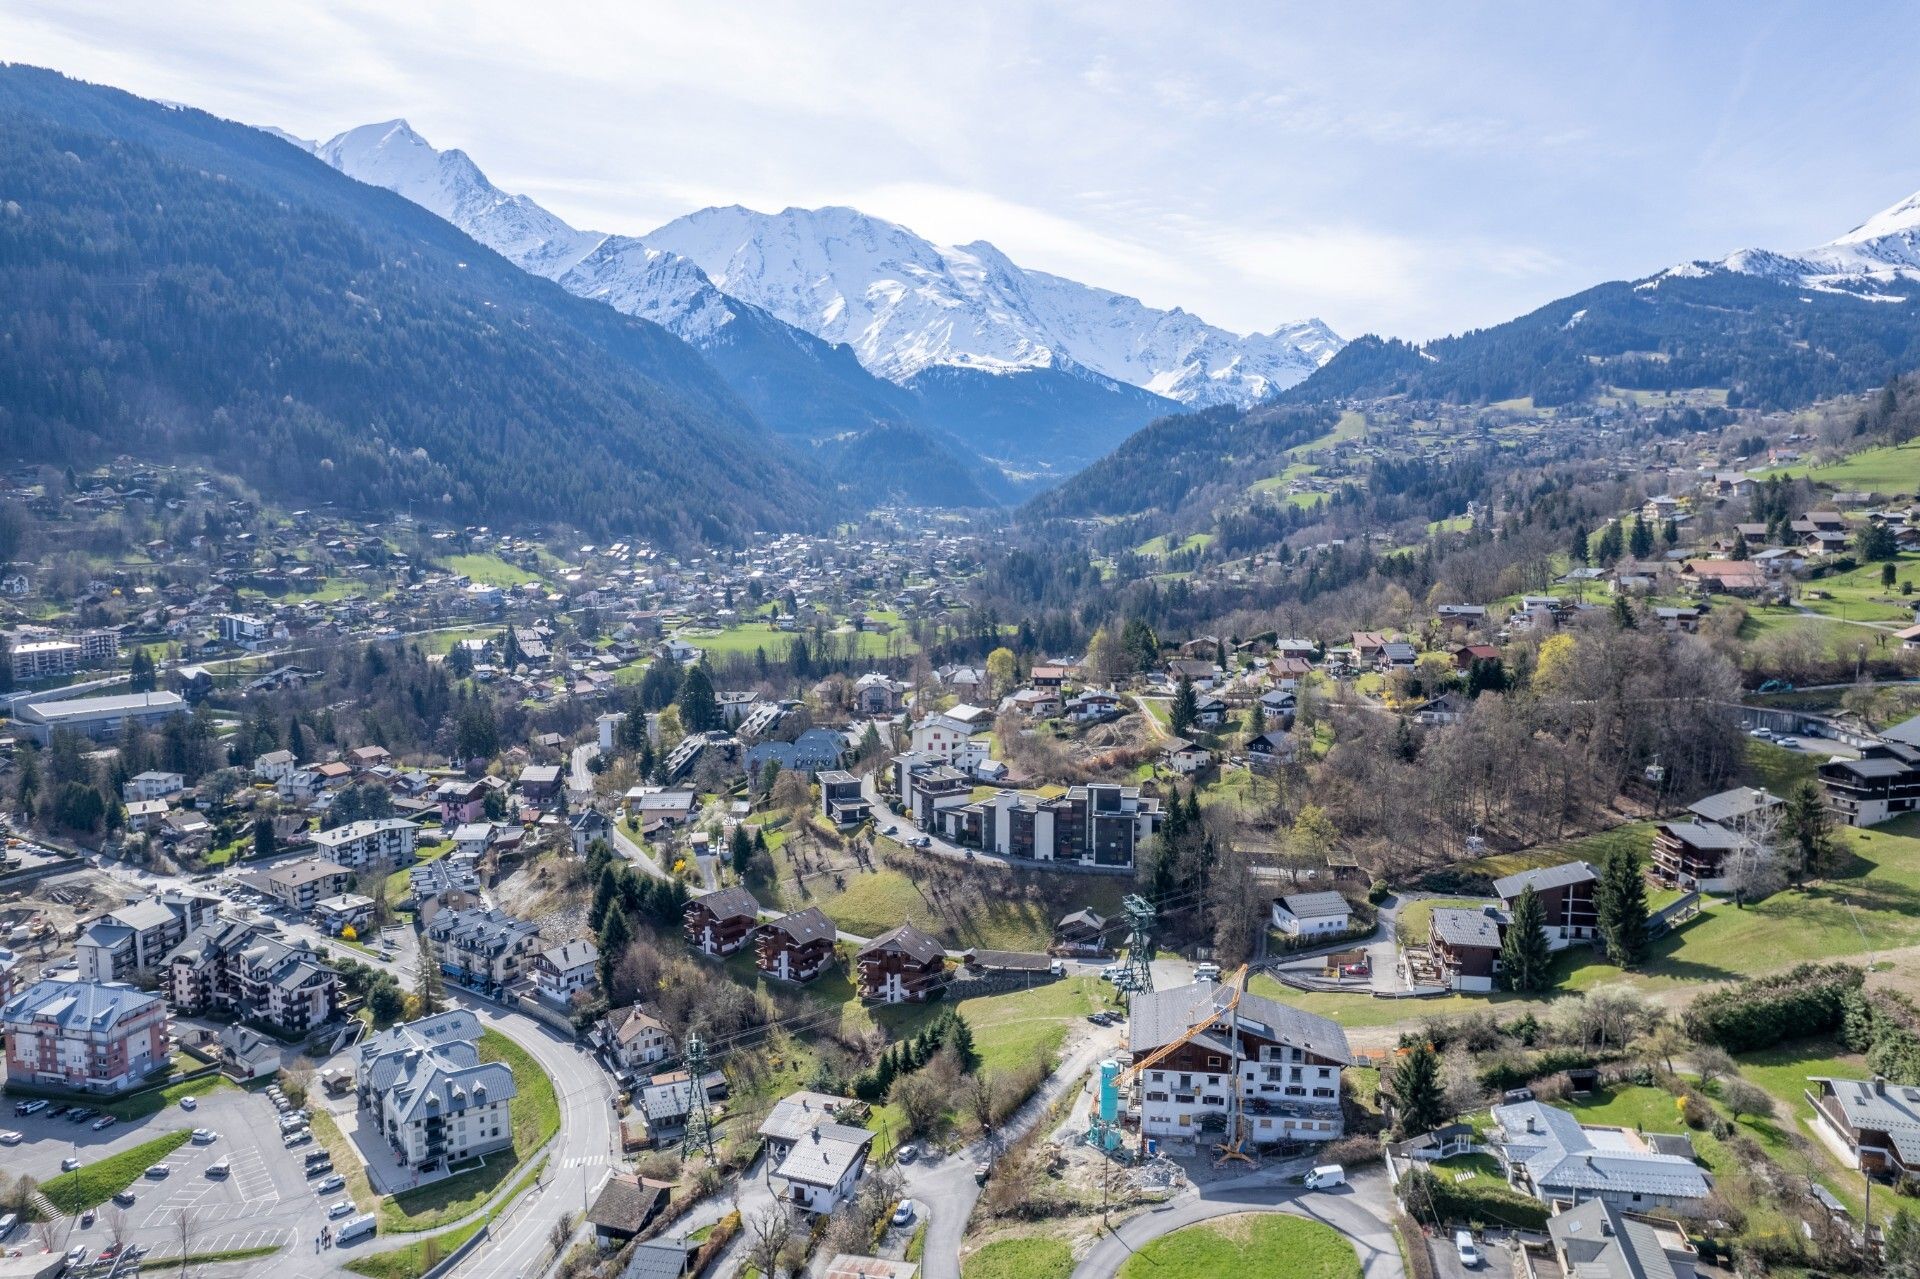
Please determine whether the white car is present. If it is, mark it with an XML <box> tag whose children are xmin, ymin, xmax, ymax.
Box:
<box><xmin>1775</xmin><ymin>736</ymin><xmax>1800</xmax><ymax>748</ymax></box>
<box><xmin>328</xmin><ymin>1200</ymin><xmax>355</xmax><ymax>1219</ymax></box>
<box><xmin>179</xmin><ymin>1096</ymin><xmax>197</xmax><ymax>1111</ymax></box>
<box><xmin>0</xmin><ymin>1131</ymin><xmax>21</xmax><ymax>1146</ymax></box>
<box><xmin>144</xmin><ymin>1164</ymin><xmax>170</xmax><ymax>1179</ymax></box>
<box><xmin>61</xmin><ymin>1157</ymin><xmax>81</xmax><ymax>1172</ymax></box>
<box><xmin>316</xmin><ymin>1174</ymin><xmax>347</xmax><ymax>1194</ymax></box>
<box><xmin>1455</xmin><ymin>1231</ymin><xmax>1482</xmax><ymax>1268</ymax></box>
<box><xmin>191</xmin><ymin>1129</ymin><xmax>217</xmax><ymax>1144</ymax></box>
<box><xmin>891</xmin><ymin>1199</ymin><xmax>916</xmax><ymax>1227</ymax></box>
<box><xmin>1747</xmin><ymin>727</ymin><xmax>1773</xmax><ymax>739</ymax></box>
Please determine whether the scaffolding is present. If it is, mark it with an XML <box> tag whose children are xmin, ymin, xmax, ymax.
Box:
<box><xmin>1113</xmin><ymin>894</ymin><xmax>1156</xmax><ymax>996</ymax></box>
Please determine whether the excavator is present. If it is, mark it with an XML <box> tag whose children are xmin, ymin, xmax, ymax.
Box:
<box><xmin>1112</xmin><ymin>964</ymin><xmax>1257</xmax><ymax>1166</ymax></box>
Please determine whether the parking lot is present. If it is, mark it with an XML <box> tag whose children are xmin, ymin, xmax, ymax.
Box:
<box><xmin>15</xmin><ymin>1084</ymin><xmax>338</xmax><ymax>1269</ymax></box>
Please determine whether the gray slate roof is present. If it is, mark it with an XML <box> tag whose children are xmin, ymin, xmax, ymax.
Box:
<box><xmin>1685</xmin><ymin>786</ymin><xmax>1781</xmax><ymax>827</ymax></box>
<box><xmin>773</xmin><ymin>1121</ymin><xmax>873</xmax><ymax>1186</ymax></box>
<box><xmin>1492</xmin><ymin>860</ymin><xmax>1598</xmax><ymax>901</ymax></box>
<box><xmin>692</xmin><ymin>886</ymin><xmax>761</xmax><ymax>923</ymax></box>
<box><xmin>1276</xmin><ymin>891</ymin><xmax>1350</xmax><ymax>920</ymax></box>
<box><xmin>1493</xmin><ymin>1101</ymin><xmax>1711</xmax><ymax>1202</ymax></box>
<box><xmin>1813</xmin><ymin>1076</ymin><xmax>1920</xmax><ymax>1163</ymax></box>
<box><xmin>763</xmin><ymin>907</ymin><xmax>836</xmax><ymax>946</ymax></box>
<box><xmin>1129</xmin><ymin>980</ymin><xmax>1350</xmax><ymax>1065</ymax></box>
<box><xmin>1430</xmin><ymin>906</ymin><xmax>1506</xmax><ymax>949</ymax></box>
<box><xmin>1548</xmin><ymin>1198</ymin><xmax>1690</xmax><ymax>1279</ymax></box>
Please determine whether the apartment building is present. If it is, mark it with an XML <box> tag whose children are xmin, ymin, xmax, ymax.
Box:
<box><xmin>355</xmin><ymin>1010</ymin><xmax>516</xmax><ymax>1171</ymax></box>
<box><xmin>310</xmin><ymin>818</ymin><xmax>419</xmax><ymax>870</ymax></box>
<box><xmin>165</xmin><ymin>919</ymin><xmax>340</xmax><ymax>1036</ymax></box>
<box><xmin>530</xmin><ymin>939</ymin><xmax>599</xmax><ymax>1008</ymax></box>
<box><xmin>425</xmin><ymin>907</ymin><xmax>543</xmax><ymax>986</ymax></box>
<box><xmin>263</xmin><ymin>858</ymin><xmax>355</xmax><ymax>911</ymax></box>
<box><xmin>1</xmin><ymin>979</ymin><xmax>171</xmax><ymax>1094</ymax></box>
<box><xmin>928</xmin><ymin>779</ymin><xmax>1163</xmax><ymax>870</ymax></box>
<box><xmin>1128</xmin><ymin>980</ymin><xmax>1350</xmax><ymax>1145</ymax></box>
<box><xmin>75</xmin><ymin>891</ymin><xmax>221</xmax><ymax>983</ymax></box>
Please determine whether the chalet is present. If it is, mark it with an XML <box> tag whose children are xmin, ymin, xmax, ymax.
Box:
<box><xmin>1166</xmin><ymin>658</ymin><xmax>1220</xmax><ymax>689</ymax></box>
<box><xmin>585</xmin><ymin>1171</ymin><xmax>672</xmax><ymax>1249</ymax></box>
<box><xmin>684</xmin><ymin>887</ymin><xmax>761</xmax><ymax>957</ymax></box>
<box><xmin>426</xmin><ymin>907</ymin><xmax>543</xmax><ymax>986</ymax></box>
<box><xmin>771</xmin><ymin>1122</ymin><xmax>874</xmax><ymax>1214</ymax></box>
<box><xmin>1653</xmin><ymin>606</ymin><xmax>1701</xmax><ymax>632</ymax></box>
<box><xmin>1428</xmin><ymin>905</ymin><xmax>1506</xmax><ymax>992</ymax></box>
<box><xmin>1414</xmin><ymin>692</ymin><xmax>1467</xmax><ymax>726</ymax></box>
<box><xmin>1269</xmin><ymin>657</ymin><xmax>1313</xmax><ymax>690</ymax></box>
<box><xmin>1351</xmin><ymin>632</ymin><xmax>1388</xmax><ymax>662</ymax></box>
<box><xmin>1378</xmin><ymin>642</ymin><xmax>1417</xmax><ymax>671</ymax></box>
<box><xmin>435</xmin><ymin>779</ymin><xmax>490</xmax><ymax>826</ymax></box>
<box><xmin>1246</xmin><ymin>731</ymin><xmax>1297</xmax><ymax>771</ymax></box>
<box><xmin>1680</xmin><ymin>559</ymin><xmax>1769</xmax><ymax>597</ymax></box>
<box><xmin>599</xmin><ymin>1004</ymin><xmax>673</xmax><ymax>1072</ymax></box>
<box><xmin>624</xmin><ymin>788</ymin><xmax>699</xmax><ymax>826</ymax></box>
<box><xmin>1651</xmin><ymin>822</ymin><xmax>1745</xmax><ymax>892</ymax></box>
<box><xmin>531</xmin><ymin>939</ymin><xmax>600</xmax><ymax>1008</ymax></box>
<box><xmin>1269</xmin><ymin>892</ymin><xmax>1352</xmax><ymax>939</ymax></box>
<box><xmin>907</xmin><ymin>705</ymin><xmax>992</xmax><ymax>774</ymax></box>
<box><xmin>1128</xmin><ymin>980</ymin><xmax>1349</xmax><ymax>1144</ymax></box>
<box><xmin>1685</xmin><ymin>785</ymin><xmax>1782</xmax><ymax>836</ymax></box>
<box><xmin>1161</xmin><ymin>737</ymin><xmax>1212</xmax><ymax>775</ymax></box>
<box><xmin>1435</xmin><ymin>604</ymin><xmax>1488</xmax><ymax>625</ymax></box>
<box><xmin>756</xmin><ymin>907</ymin><xmax>837</xmax><ymax>984</ymax></box>
<box><xmin>570</xmin><ymin>808</ymin><xmax>613</xmax><ymax>855</ymax></box>
<box><xmin>1807</xmin><ymin>1076</ymin><xmax>1920</xmax><ymax>1178</ymax></box>
<box><xmin>1053</xmin><ymin>909</ymin><xmax>1109</xmax><ymax>955</ymax></box>
<box><xmin>758</xmin><ymin>1090</ymin><xmax>862</xmax><ymax>1165</ymax></box>
<box><xmin>1451</xmin><ymin>644</ymin><xmax>1501</xmax><ymax>671</ymax></box>
<box><xmin>856</xmin><ymin>924</ymin><xmax>947</xmax><ymax>1003</ymax></box>
<box><xmin>1191</xmin><ymin>693</ymin><xmax>1228</xmax><ymax>727</ymax></box>
<box><xmin>853</xmin><ymin>673</ymin><xmax>904</xmax><ymax>716</ymax></box>
<box><xmin>1065</xmin><ymin>688</ymin><xmax>1123</xmax><ymax>722</ymax></box>
<box><xmin>1029</xmin><ymin>664</ymin><xmax>1070</xmax><ymax>689</ymax></box>
<box><xmin>517</xmin><ymin>764</ymin><xmax>563</xmax><ymax>803</ymax></box>
<box><xmin>1492</xmin><ymin>862</ymin><xmax>1598</xmax><ymax>950</ymax></box>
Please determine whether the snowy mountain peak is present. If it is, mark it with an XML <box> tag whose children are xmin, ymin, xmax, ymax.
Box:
<box><xmin>1665</xmin><ymin>183</ymin><xmax>1920</xmax><ymax>299</ymax></box>
<box><xmin>646</xmin><ymin>203</ymin><xmax>1340</xmax><ymax>404</ymax></box>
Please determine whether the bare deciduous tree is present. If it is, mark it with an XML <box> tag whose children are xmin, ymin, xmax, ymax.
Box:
<box><xmin>745</xmin><ymin>1208</ymin><xmax>794</xmax><ymax>1278</ymax></box>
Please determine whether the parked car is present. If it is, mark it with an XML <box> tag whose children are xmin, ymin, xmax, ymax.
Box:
<box><xmin>67</xmin><ymin>1107</ymin><xmax>95</xmax><ymax>1123</ymax></box>
<box><xmin>143</xmin><ymin>1164</ymin><xmax>170</xmax><ymax>1179</ymax></box>
<box><xmin>1748</xmin><ymin>727</ymin><xmax>1773</xmax><ymax>739</ymax></box>
<box><xmin>894</xmin><ymin>1143</ymin><xmax>917</xmax><ymax>1165</ymax></box>
<box><xmin>284</xmin><ymin>1129</ymin><xmax>312</xmax><ymax>1148</ymax></box>
<box><xmin>1776</xmin><ymin>736</ymin><xmax>1800</xmax><ymax>748</ymax></box>
<box><xmin>316</xmin><ymin>1174</ymin><xmax>346</xmax><ymax>1194</ymax></box>
<box><xmin>892</xmin><ymin>1199</ymin><xmax>916</xmax><ymax>1227</ymax></box>
<box><xmin>112</xmin><ymin>1191</ymin><xmax>136</xmax><ymax>1207</ymax></box>
<box><xmin>179</xmin><ymin>1096</ymin><xmax>198</xmax><ymax>1111</ymax></box>
<box><xmin>0</xmin><ymin>1131</ymin><xmax>22</xmax><ymax>1146</ymax></box>
<box><xmin>973</xmin><ymin>1161</ymin><xmax>991</xmax><ymax>1185</ymax></box>
<box><xmin>91</xmin><ymin>1115</ymin><xmax>117</xmax><ymax>1131</ymax></box>
<box><xmin>328</xmin><ymin>1200</ymin><xmax>355</xmax><ymax>1219</ymax></box>
<box><xmin>47</xmin><ymin>1104</ymin><xmax>70</xmax><ymax>1118</ymax></box>
<box><xmin>191</xmin><ymin>1129</ymin><xmax>218</xmax><ymax>1144</ymax></box>
<box><xmin>61</xmin><ymin>1158</ymin><xmax>81</xmax><ymax>1172</ymax></box>
<box><xmin>1455</xmin><ymin>1231</ymin><xmax>1482</xmax><ymax>1268</ymax></box>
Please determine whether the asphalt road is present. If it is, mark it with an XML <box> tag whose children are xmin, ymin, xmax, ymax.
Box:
<box><xmin>1069</xmin><ymin>1165</ymin><xmax>1404</xmax><ymax>1279</ymax></box>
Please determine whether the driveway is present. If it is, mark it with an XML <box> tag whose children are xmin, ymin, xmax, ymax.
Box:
<box><xmin>1069</xmin><ymin>1166</ymin><xmax>1404</xmax><ymax>1279</ymax></box>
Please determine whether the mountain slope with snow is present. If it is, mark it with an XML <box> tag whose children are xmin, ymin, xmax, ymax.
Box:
<box><xmin>644</xmin><ymin>203</ymin><xmax>1341</xmax><ymax>407</ymax></box>
<box><xmin>1669</xmin><ymin>185</ymin><xmax>1920</xmax><ymax>298</ymax></box>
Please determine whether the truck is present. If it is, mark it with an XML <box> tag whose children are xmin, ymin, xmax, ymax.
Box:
<box><xmin>335</xmin><ymin>1214</ymin><xmax>378</xmax><ymax>1245</ymax></box>
<box><xmin>1303</xmin><ymin>1164</ymin><xmax>1345</xmax><ymax>1189</ymax></box>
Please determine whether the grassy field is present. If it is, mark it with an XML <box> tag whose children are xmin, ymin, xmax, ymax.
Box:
<box><xmin>100</xmin><ymin>1072</ymin><xmax>233</xmax><ymax>1121</ymax></box>
<box><xmin>41</xmin><ymin>1129</ymin><xmax>194</xmax><ymax>1214</ymax></box>
<box><xmin>1118</xmin><ymin>1214</ymin><xmax>1360</xmax><ymax>1279</ymax></box>
<box><xmin>1730</xmin><ymin>1038</ymin><xmax>1881</xmax><ymax>1221</ymax></box>
<box><xmin>377</xmin><ymin>1030</ymin><xmax>559</xmax><ymax>1231</ymax></box>
<box><xmin>1795</xmin><ymin>554</ymin><xmax>1920</xmax><ymax>625</ymax></box>
<box><xmin>347</xmin><ymin>1158</ymin><xmax>546</xmax><ymax>1279</ymax></box>
<box><xmin>769</xmin><ymin>856</ymin><xmax>1129</xmax><ymax>954</ymax></box>
<box><xmin>443</xmin><ymin>553</ymin><xmax>540</xmax><ymax>588</ymax></box>
<box><xmin>1785</xmin><ymin>440</ymin><xmax>1920</xmax><ymax>494</ymax></box>
<box><xmin>1430</xmin><ymin>1152</ymin><xmax>1508</xmax><ymax>1191</ymax></box>
<box><xmin>677</xmin><ymin>621</ymin><xmax>908</xmax><ymax>660</ymax></box>
<box><xmin>1448</xmin><ymin>823</ymin><xmax>1654</xmax><ymax>883</ymax></box>
<box><xmin>1740</xmin><ymin>739</ymin><xmax>1822</xmax><ymax>795</ymax></box>
<box><xmin>962</xmin><ymin>1236</ymin><xmax>1075</xmax><ymax>1279</ymax></box>
<box><xmin>1288</xmin><ymin>409</ymin><xmax>1369</xmax><ymax>459</ymax></box>
<box><xmin>1737</xmin><ymin>607</ymin><xmax>1882</xmax><ymax>658</ymax></box>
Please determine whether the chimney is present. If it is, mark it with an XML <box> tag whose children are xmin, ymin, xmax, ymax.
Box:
<box><xmin>1874</xmin><ymin>1077</ymin><xmax>1888</xmax><ymax>1095</ymax></box>
<box><xmin>1526</xmin><ymin>1115</ymin><xmax>1537</xmax><ymax>1134</ymax></box>
<box><xmin>810</xmin><ymin>1126</ymin><xmax>821</xmax><ymax>1143</ymax></box>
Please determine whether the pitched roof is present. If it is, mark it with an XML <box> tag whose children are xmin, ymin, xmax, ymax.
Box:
<box><xmin>1276</xmin><ymin>891</ymin><xmax>1350</xmax><ymax>919</ymax></box>
<box><xmin>762</xmin><ymin>907</ymin><xmax>836</xmax><ymax>946</ymax></box>
<box><xmin>1812</xmin><ymin>1077</ymin><xmax>1920</xmax><ymax>1163</ymax></box>
<box><xmin>858</xmin><ymin>923</ymin><xmax>944</xmax><ymax>965</ymax></box>
<box><xmin>1430</xmin><ymin>906</ymin><xmax>1506</xmax><ymax>949</ymax></box>
<box><xmin>773</xmin><ymin>1122</ymin><xmax>874</xmax><ymax>1186</ymax></box>
<box><xmin>1548</xmin><ymin>1198</ymin><xmax>1689</xmax><ymax>1279</ymax></box>
<box><xmin>1493</xmin><ymin>1101</ymin><xmax>1711</xmax><ymax>1202</ymax></box>
<box><xmin>1685</xmin><ymin>786</ymin><xmax>1781</xmax><ymax>826</ymax></box>
<box><xmin>691</xmin><ymin>886</ymin><xmax>761</xmax><ymax>923</ymax></box>
<box><xmin>1492</xmin><ymin>860</ymin><xmax>1598</xmax><ymax>901</ymax></box>
<box><xmin>758</xmin><ymin>1090</ymin><xmax>860</xmax><ymax>1144</ymax></box>
<box><xmin>1129</xmin><ymin>980</ymin><xmax>1349</xmax><ymax>1065</ymax></box>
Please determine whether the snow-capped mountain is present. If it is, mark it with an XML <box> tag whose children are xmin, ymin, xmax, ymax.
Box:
<box><xmin>1666</xmin><ymin>185</ymin><xmax>1920</xmax><ymax>298</ymax></box>
<box><xmin>644</xmin><ymin>204</ymin><xmax>1341</xmax><ymax>407</ymax></box>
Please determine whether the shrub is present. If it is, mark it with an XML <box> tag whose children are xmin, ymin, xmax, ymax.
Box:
<box><xmin>1683</xmin><ymin>963</ymin><xmax>1863</xmax><ymax>1051</ymax></box>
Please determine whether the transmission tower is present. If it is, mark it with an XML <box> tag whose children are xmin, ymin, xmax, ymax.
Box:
<box><xmin>1115</xmin><ymin>894</ymin><xmax>1156</xmax><ymax>996</ymax></box>
<box><xmin>680</xmin><ymin>1032</ymin><xmax>718</xmax><ymax>1159</ymax></box>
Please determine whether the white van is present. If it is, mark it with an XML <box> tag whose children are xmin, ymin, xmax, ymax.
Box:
<box><xmin>1194</xmin><ymin>962</ymin><xmax>1222</xmax><ymax>981</ymax></box>
<box><xmin>335</xmin><ymin>1214</ymin><xmax>377</xmax><ymax>1245</ymax></box>
<box><xmin>206</xmin><ymin>1157</ymin><xmax>231</xmax><ymax>1179</ymax></box>
<box><xmin>0</xmin><ymin>1212</ymin><xmax>17</xmax><ymax>1240</ymax></box>
<box><xmin>1455</xmin><ymin>1231</ymin><xmax>1482</xmax><ymax>1268</ymax></box>
<box><xmin>1303</xmin><ymin>1164</ymin><xmax>1345</xmax><ymax>1189</ymax></box>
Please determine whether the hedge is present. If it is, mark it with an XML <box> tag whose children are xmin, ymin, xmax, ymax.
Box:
<box><xmin>1400</xmin><ymin>1166</ymin><xmax>1550</xmax><ymax>1231</ymax></box>
<box><xmin>1682</xmin><ymin>962</ymin><xmax>1863</xmax><ymax>1052</ymax></box>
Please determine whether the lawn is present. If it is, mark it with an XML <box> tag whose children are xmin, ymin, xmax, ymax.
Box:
<box><xmin>1449</xmin><ymin>824</ymin><xmax>1654</xmax><ymax>884</ymax></box>
<box><xmin>1431</xmin><ymin>1152</ymin><xmax>1507</xmax><ymax>1192</ymax></box>
<box><xmin>1133</xmin><ymin>532</ymin><xmax>1215</xmax><ymax>559</ymax></box>
<box><xmin>376</xmin><ymin>1029</ymin><xmax>559</xmax><ymax>1231</ymax></box>
<box><xmin>1788</xmin><ymin>440</ymin><xmax>1920</xmax><ymax>494</ymax></box>
<box><xmin>1287</xmin><ymin>409</ymin><xmax>1369</xmax><ymax>459</ymax></box>
<box><xmin>1740</xmin><ymin>739</ymin><xmax>1821</xmax><ymax>795</ymax></box>
<box><xmin>770</xmin><ymin>856</ymin><xmax>1130</xmax><ymax>954</ymax></box>
<box><xmin>100</xmin><ymin>1072</ymin><xmax>233</xmax><ymax>1121</ymax></box>
<box><xmin>1794</xmin><ymin>554</ymin><xmax>1920</xmax><ymax>625</ymax></box>
<box><xmin>1731</xmin><ymin>1037</ymin><xmax>1882</xmax><ymax>1222</ymax></box>
<box><xmin>677</xmin><ymin>621</ymin><xmax>909</xmax><ymax>660</ymax></box>
<box><xmin>312</xmin><ymin>1107</ymin><xmax>378</xmax><ymax>1213</ymax></box>
<box><xmin>962</xmin><ymin>1236</ymin><xmax>1075</xmax><ymax>1279</ymax></box>
<box><xmin>41</xmin><ymin>1129</ymin><xmax>194</xmax><ymax>1214</ymax></box>
<box><xmin>1118</xmin><ymin>1213</ymin><xmax>1360</xmax><ymax>1279</ymax></box>
<box><xmin>1737</xmin><ymin>607</ymin><xmax>1879</xmax><ymax>659</ymax></box>
<box><xmin>444</xmin><ymin>553</ymin><xmax>539</xmax><ymax>588</ymax></box>
<box><xmin>346</xmin><ymin>1159</ymin><xmax>545</xmax><ymax>1279</ymax></box>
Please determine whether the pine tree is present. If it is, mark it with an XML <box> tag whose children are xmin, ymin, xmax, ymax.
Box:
<box><xmin>1499</xmin><ymin>885</ymin><xmax>1553</xmax><ymax>992</ymax></box>
<box><xmin>678</xmin><ymin>664</ymin><xmax>723</xmax><ymax>734</ymax></box>
<box><xmin>730</xmin><ymin>824</ymin><xmax>753</xmax><ymax>877</ymax></box>
<box><xmin>1594</xmin><ymin>520</ymin><xmax>1625</xmax><ymax>564</ymax></box>
<box><xmin>1611</xmin><ymin>597</ymin><xmax>1637</xmax><ymax>630</ymax></box>
<box><xmin>1569</xmin><ymin>522</ymin><xmax>1590</xmax><ymax>565</ymax></box>
<box><xmin>252</xmin><ymin>813</ymin><xmax>277</xmax><ymax>861</ymax></box>
<box><xmin>598</xmin><ymin>903</ymin><xmax>632</xmax><ymax>994</ymax></box>
<box><xmin>1170</xmin><ymin>674</ymin><xmax>1198</xmax><ymax>737</ymax></box>
<box><xmin>129</xmin><ymin>648</ymin><xmax>156</xmax><ymax>693</ymax></box>
<box><xmin>1628</xmin><ymin>513</ymin><xmax>1653</xmax><ymax>559</ymax></box>
<box><xmin>1785</xmin><ymin>780</ymin><xmax>1837</xmax><ymax>882</ymax></box>
<box><xmin>592</xmin><ymin>864</ymin><xmax>620</xmax><ymax>931</ymax></box>
<box><xmin>1596</xmin><ymin>847</ymin><xmax>1650</xmax><ymax>967</ymax></box>
<box><xmin>1247</xmin><ymin>702</ymin><xmax>1266</xmax><ymax>737</ymax></box>
<box><xmin>1392</xmin><ymin>1043</ymin><xmax>1449</xmax><ymax>1136</ymax></box>
<box><xmin>1662</xmin><ymin>518</ymin><xmax>1679</xmax><ymax>547</ymax></box>
<box><xmin>947</xmin><ymin>1015</ymin><xmax>979</xmax><ymax>1073</ymax></box>
<box><xmin>415</xmin><ymin>935</ymin><xmax>446</xmax><ymax>1014</ymax></box>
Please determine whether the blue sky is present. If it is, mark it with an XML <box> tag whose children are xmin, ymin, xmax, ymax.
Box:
<box><xmin>10</xmin><ymin>0</ymin><xmax>1920</xmax><ymax>341</ymax></box>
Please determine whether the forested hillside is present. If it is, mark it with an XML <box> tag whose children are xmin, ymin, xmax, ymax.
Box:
<box><xmin>1284</xmin><ymin>270</ymin><xmax>1920</xmax><ymax>410</ymax></box>
<box><xmin>0</xmin><ymin>66</ymin><xmax>830</xmax><ymax>545</ymax></box>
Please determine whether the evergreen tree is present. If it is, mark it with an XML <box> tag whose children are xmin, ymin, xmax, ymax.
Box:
<box><xmin>598</xmin><ymin>903</ymin><xmax>632</xmax><ymax>994</ymax></box>
<box><xmin>501</xmin><ymin>627</ymin><xmax>523</xmax><ymax>670</ymax></box>
<box><xmin>1887</xmin><ymin>562</ymin><xmax>1900</xmax><ymax>590</ymax></box>
<box><xmin>1628</xmin><ymin>513</ymin><xmax>1654</xmax><ymax>559</ymax></box>
<box><xmin>1611</xmin><ymin>597</ymin><xmax>1637</xmax><ymax>629</ymax></box>
<box><xmin>1392</xmin><ymin>1043</ymin><xmax>1449</xmax><ymax>1136</ymax></box>
<box><xmin>1596</xmin><ymin>846</ymin><xmax>1650</xmax><ymax>967</ymax></box>
<box><xmin>128</xmin><ymin>647</ymin><xmax>156</xmax><ymax>693</ymax></box>
<box><xmin>1594</xmin><ymin>520</ymin><xmax>1625</xmax><ymax>564</ymax></box>
<box><xmin>1662</xmin><ymin>518</ymin><xmax>1679</xmax><ymax>546</ymax></box>
<box><xmin>1569</xmin><ymin>522</ymin><xmax>1590</xmax><ymax>565</ymax></box>
<box><xmin>415</xmin><ymin>935</ymin><xmax>446</xmax><ymax>1014</ymax></box>
<box><xmin>1885</xmin><ymin>1209</ymin><xmax>1920</xmax><ymax>1279</ymax></box>
<box><xmin>1730</xmin><ymin>535</ymin><xmax>1751</xmax><ymax>560</ymax></box>
<box><xmin>678</xmin><ymin>664</ymin><xmax>723</xmax><ymax>734</ymax></box>
<box><xmin>1499</xmin><ymin>885</ymin><xmax>1553</xmax><ymax>992</ymax></box>
<box><xmin>947</xmin><ymin>1015</ymin><xmax>980</xmax><ymax>1073</ymax></box>
<box><xmin>1247</xmin><ymin>702</ymin><xmax>1266</xmax><ymax>736</ymax></box>
<box><xmin>592</xmin><ymin>864</ymin><xmax>620</xmax><ymax>931</ymax></box>
<box><xmin>1170</xmin><ymin>674</ymin><xmax>1198</xmax><ymax>737</ymax></box>
<box><xmin>252</xmin><ymin>813</ymin><xmax>277</xmax><ymax>861</ymax></box>
<box><xmin>730</xmin><ymin>824</ymin><xmax>753</xmax><ymax>876</ymax></box>
<box><xmin>1785</xmin><ymin>780</ymin><xmax>1837</xmax><ymax>882</ymax></box>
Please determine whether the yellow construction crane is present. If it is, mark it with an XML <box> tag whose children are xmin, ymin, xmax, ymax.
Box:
<box><xmin>1113</xmin><ymin>965</ymin><xmax>1254</xmax><ymax>1162</ymax></box>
